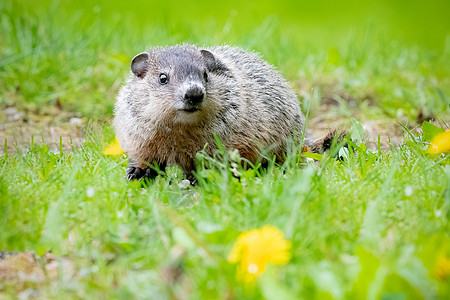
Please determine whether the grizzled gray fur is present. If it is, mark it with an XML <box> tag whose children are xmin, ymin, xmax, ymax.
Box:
<box><xmin>114</xmin><ymin>44</ymin><xmax>309</xmax><ymax>181</ymax></box>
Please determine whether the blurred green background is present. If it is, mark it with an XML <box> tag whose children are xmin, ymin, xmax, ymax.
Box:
<box><xmin>1</xmin><ymin>0</ymin><xmax>449</xmax><ymax>120</ymax></box>
<box><xmin>9</xmin><ymin>0</ymin><xmax>450</xmax><ymax>48</ymax></box>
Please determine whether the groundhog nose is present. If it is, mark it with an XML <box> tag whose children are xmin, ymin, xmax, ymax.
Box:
<box><xmin>184</xmin><ymin>87</ymin><xmax>204</xmax><ymax>105</ymax></box>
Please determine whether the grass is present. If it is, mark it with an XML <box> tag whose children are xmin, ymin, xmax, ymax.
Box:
<box><xmin>1</xmin><ymin>0</ymin><xmax>449</xmax><ymax>120</ymax></box>
<box><xmin>1</xmin><ymin>123</ymin><xmax>450</xmax><ymax>298</ymax></box>
<box><xmin>1</xmin><ymin>0</ymin><xmax>450</xmax><ymax>298</ymax></box>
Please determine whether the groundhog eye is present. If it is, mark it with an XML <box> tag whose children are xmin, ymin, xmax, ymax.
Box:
<box><xmin>203</xmin><ymin>71</ymin><xmax>208</xmax><ymax>82</ymax></box>
<box><xmin>159</xmin><ymin>73</ymin><xmax>168</xmax><ymax>85</ymax></box>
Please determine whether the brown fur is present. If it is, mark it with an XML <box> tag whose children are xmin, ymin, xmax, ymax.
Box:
<box><xmin>308</xmin><ymin>129</ymin><xmax>348</xmax><ymax>153</ymax></box>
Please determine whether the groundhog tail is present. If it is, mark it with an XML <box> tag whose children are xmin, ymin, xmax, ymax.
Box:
<box><xmin>306</xmin><ymin>129</ymin><xmax>348</xmax><ymax>154</ymax></box>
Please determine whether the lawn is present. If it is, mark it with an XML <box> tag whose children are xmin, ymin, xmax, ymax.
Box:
<box><xmin>1</xmin><ymin>0</ymin><xmax>450</xmax><ymax>299</ymax></box>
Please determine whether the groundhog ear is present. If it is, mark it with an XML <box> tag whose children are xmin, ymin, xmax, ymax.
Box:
<box><xmin>200</xmin><ymin>50</ymin><xmax>216</xmax><ymax>71</ymax></box>
<box><xmin>131</xmin><ymin>52</ymin><xmax>149</xmax><ymax>78</ymax></box>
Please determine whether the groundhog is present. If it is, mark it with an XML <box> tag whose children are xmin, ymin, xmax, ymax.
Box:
<box><xmin>114</xmin><ymin>44</ymin><xmax>337</xmax><ymax>181</ymax></box>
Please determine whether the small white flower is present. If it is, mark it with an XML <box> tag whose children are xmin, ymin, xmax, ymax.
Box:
<box><xmin>404</xmin><ymin>186</ymin><xmax>413</xmax><ymax>197</ymax></box>
<box><xmin>86</xmin><ymin>187</ymin><xmax>95</xmax><ymax>198</ymax></box>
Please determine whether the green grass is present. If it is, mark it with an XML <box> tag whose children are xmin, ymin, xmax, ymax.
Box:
<box><xmin>1</xmin><ymin>0</ymin><xmax>450</xmax><ymax>298</ymax></box>
<box><xmin>1</xmin><ymin>124</ymin><xmax>450</xmax><ymax>298</ymax></box>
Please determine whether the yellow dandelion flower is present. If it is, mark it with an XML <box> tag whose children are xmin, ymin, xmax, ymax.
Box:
<box><xmin>102</xmin><ymin>138</ymin><xmax>125</xmax><ymax>156</ymax></box>
<box><xmin>228</xmin><ymin>225</ymin><xmax>291</xmax><ymax>282</ymax></box>
<box><xmin>428</xmin><ymin>130</ymin><xmax>450</xmax><ymax>154</ymax></box>
<box><xmin>434</xmin><ymin>254</ymin><xmax>450</xmax><ymax>280</ymax></box>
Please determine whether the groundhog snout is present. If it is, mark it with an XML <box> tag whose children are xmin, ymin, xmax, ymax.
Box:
<box><xmin>183</xmin><ymin>86</ymin><xmax>204</xmax><ymax>108</ymax></box>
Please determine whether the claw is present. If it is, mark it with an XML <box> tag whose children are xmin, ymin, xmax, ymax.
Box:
<box><xmin>186</xmin><ymin>173</ymin><xmax>198</xmax><ymax>185</ymax></box>
<box><xmin>126</xmin><ymin>166</ymin><xmax>146</xmax><ymax>181</ymax></box>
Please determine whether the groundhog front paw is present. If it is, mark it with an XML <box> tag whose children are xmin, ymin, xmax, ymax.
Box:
<box><xmin>186</xmin><ymin>173</ymin><xmax>198</xmax><ymax>185</ymax></box>
<box><xmin>126</xmin><ymin>166</ymin><xmax>146</xmax><ymax>181</ymax></box>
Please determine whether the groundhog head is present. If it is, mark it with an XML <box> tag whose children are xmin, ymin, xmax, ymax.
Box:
<box><xmin>129</xmin><ymin>45</ymin><xmax>223</xmax><ymax>125</ymax></box>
